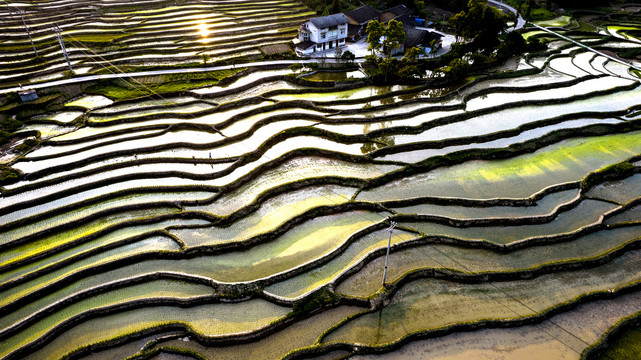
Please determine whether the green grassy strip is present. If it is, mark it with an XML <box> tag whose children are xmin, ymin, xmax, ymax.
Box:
<box><xmin>583</xmin><ymin>310</ymin><xmax>641</xmax><ymax>359</ymax></box>
<box><xmin>85</xmin><ymin>69</ymin><xmax>245</xmax><ymax>101</ymax></box>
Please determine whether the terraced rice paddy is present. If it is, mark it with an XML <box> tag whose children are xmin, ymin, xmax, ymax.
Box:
<box><xmin>2</xmin><ymin>1</ymin><xmax>641</xmax><ymax>360</ymax></box>
<box><xmin>0</xmin><ymin>0</ymin><xmax>313</xmax><ymax>88</ymax></box>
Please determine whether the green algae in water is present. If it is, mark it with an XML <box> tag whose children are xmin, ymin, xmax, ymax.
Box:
<box><xmin>325</xmin><ymin>250</ymin><xmax>641</xmax><ymax>346</ymax></box>
<box><xmin>49</xmin><ymin>212</ymin><xmax>385</xmax><ymax>289</ymax></box>
<box><xmin>18</xmin><ymin>124</ymin><xmax>75</xmax><ymax>138</ymax></box>
<box><xmin>88</xmin><ymin>103</ymin><xmax>214</xmax><ymax>122</ymax></box>
<box><xmin>0</xmin><ymin>235</ymin><xmax>183</xmax><ymax>312</ymax></box>
<box><xmin>586</xmin><ymin>174</ymin><xmax>641</xmax><ymax>205</ymax></box>
<box><xmin>359</xmin><ymin>131</ymin><xmax>641</xmax><ymax>201</ymax></box>
<box><xmin>0</xmin><ymin>218</ymin><xmax>208</xmax><ymax>287</ymax></box>
<box><xmin>353</xmin><ymin>291</ymin><xmax>641</xmax><ymax>360</ymax></box>
<box><xmin>151</xmin><ymin>306</ymin><xmax>365</xmax><ymax>360</ymax></box>
<box><xmin>0</xmin><ymin>207</ymin><xmax>180</xmax><ymax>267</ymax></box>
<box><xmin>302</xmin><ymin>71</ymin><xmax>366</xmax><ymax>82</ymax></box>
<box><xmin>0</xmin><ymin>231</ymin><xmax>180</xmax><ymax>292</ymax></box>
<box><xmin>173</xmin><ymin>185</ymin><xmax>357</xmax><ymax>247</ymax></box>
<box><xmin>534</xmin><ymin>16</ymin><xmax>572</xmax><ymax>27</ymax></box>
<box><xmin>1</xmin><ymin>279</ymin><xmax>214</xmax><ymax>359</ymax></box>
<box><xmin>31</xmin><ymin>111</ymin><xmax>84</xmax><ymax>124</ymax></box>
<box><xmin>337</xmin><ymin>225</ymin><xmax>641</xmax><ymax>298</ymax></box>
<box><xmin>270</xmin><ymin>85</ymin><xmax>414</xmax><ymax>102</ymax></box>
<box><xmin>405</xmin><ymin>199</ymin><xmax>617</xmax><ymax>245</ymax></box>
<box><xmin>605</xmin><ymin>205</ymin><xmax>641</xmax><ymax>225</ymax></box>
<box><xmin>20</xmin><ymin>299</ymin><xmax>289</xmax><ymax>360</ymax></box>
<box><xmin>0</xmin><ymin>192</ymin><xmax>211</xmax><ymax>243</ymax></box>
<box><xmin>265</xmin><ymin>229</ymin><xmax>419</xmax><ymax>300</ymax></box>
<box><xmin>172</xmin><ymin>211</ymin><xmax>385</xmax><ymax>283</ymax></box>
<box><xmin>194</xmin><ymin>157</ymin><xmax>396</xmax><ymax>216</ymax></box>
<box><xmin>65</xmin><ymin>95</ymin><xmax>113</xmax><ymax>110</ymax></box>
<box><xmin>607</xmin><ymin>25</ymin><xmax>641</xmax><ymax>42</ymax></box>
<box><xmin>596</xmin><ymin>322</ymin><xmax>641</xmax><ymax>360</ymax></box>
<box><xmin>392</xmin><ymin>189</ymin><xmax>579</xmax><ymax>219</ymax></box>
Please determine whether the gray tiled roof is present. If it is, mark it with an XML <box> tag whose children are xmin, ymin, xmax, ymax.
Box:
<box><xmin>295</xmin><ymin>40</ymin><xmax>315</xmax><ymax>50</ymax></box>
<box><xmin>383</xmin><ymin>5</ymin><xmax>414</xmax><ymax>17</ymax></box>
<box><xmin>346</xmin><ymin>5</ymin><xmax>380</xmax><ymax>25</ymax></box>
<box><xmin>404</xmin><ymin>27</ymin><xmax>428</xmax><ymax>48</ymax></box>
<box><xmin>309</xmin><ymin>13</ymin><xmax>349</xmax><ymax>29</ymax></box>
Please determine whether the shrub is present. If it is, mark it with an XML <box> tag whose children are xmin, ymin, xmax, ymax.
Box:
<box><xmin>0</xmin><ymin>164</ymin><xmax>21</xmax><ymax>184</ymax></box>
<box><xmin>341</xmin><ymin>50</ymin><xmax>356</xmax><ymax>64</ymax></box>
<box><xmin>289</xmin><ymin>63</ymin><xmax>304</xmax><ymax>73</ymax></box>
<box><xmin>15</xmin><ymin>138</ymin><xmax>39</xmax><ymax>152</ymax></box>
<box><xmin>292</xmin><ymin>287</ymin><xmax>340</xmax><ymax>317</ymax></box>
<box><xmin>364</xmin><ymin>54</ymin><xmax>380</xmax><ymax>67</ymax></box>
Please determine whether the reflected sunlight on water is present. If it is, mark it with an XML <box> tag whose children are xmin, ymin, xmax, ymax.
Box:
<box><xmin>197</xmin><ymin>22</ymin><xmax>210</xmax><ymax>43</ymax></box>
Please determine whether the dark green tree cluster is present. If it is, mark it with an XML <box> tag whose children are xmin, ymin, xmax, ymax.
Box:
<box><xmin>366</xmin><ymin>19</ymin><xmax>406</xmax><ymax>58</ymax></box>
<box><xmin>449</xmin><ymin>0</ymin><xmax>508</xmax><ymax>51</ymax></box>
<box><xmin>299</xmin><ymin>0</ymin><xmax>349</xmax><ymax>15</ymax></box>
<box><xmin>299</xmin><ymin>0</ymin><xmax>427</xmax><ymax>16</ymax></box>
<box><xmin>365</xmin><ymin>19</ymin><xmax>422</xmax><ymax>82</ymax></box>
<box><xmin>430</xmin><ymin>0</ymin><xmax>469</xmax><ymax>12</ymax></box>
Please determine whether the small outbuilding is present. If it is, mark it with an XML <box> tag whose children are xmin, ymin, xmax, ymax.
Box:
<box><xmin>379</xmin><ymin>4</ymin><xmax>415</xmax><ymax>23</ymax></box>
<box><xmin>345</xmin><ymin>5</ymin><xmax>380</xmax><ymax>41</ymax></box>
<box><xmin>18</xmin><ymin>88</ymin><xmax>38</xmax><ymax>102</ymax></box>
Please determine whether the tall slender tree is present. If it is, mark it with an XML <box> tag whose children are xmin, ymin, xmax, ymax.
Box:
<box><xmin>366</xmin><ymin>20</ymin><xmax>385</xmax><ymax>55</ymax></box>
<box><xmin>383</xmin><ymin>19</ymin><xmax>406</xmax><ymax>58</ymax></box>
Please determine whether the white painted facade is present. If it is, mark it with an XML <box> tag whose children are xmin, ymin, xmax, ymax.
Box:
<box><xmin>296</xmin><ymin>14</ymin><xmax>349</xmax><ymax>56</ymax></box>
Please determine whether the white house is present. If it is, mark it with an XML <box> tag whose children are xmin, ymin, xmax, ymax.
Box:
<box><xmin>295</xmin><ymin>13</ymin><xmax>349</xmax><ymax>56</ymax></box>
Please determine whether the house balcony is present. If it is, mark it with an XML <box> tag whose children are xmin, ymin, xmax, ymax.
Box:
<box><xmin>323</xmin><ymin>34</ymin><xmax>340</xmax><ymax>41</ymax></box>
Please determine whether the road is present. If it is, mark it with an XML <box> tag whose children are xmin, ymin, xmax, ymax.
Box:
<box><xmin>488</xmin><ymin>0</ymin><xmax>526</xmax><ymax>30</ymax></box>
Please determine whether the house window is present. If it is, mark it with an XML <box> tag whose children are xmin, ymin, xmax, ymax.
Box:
<box><xmin>340</xmin><ymin>29</ymin><xmax>345</xmax><ymax>35</ymax></box>
<box><xmin>320</xmin><ymin>32</ymin><xmax>326</xmax><ymax>40</ymax></box>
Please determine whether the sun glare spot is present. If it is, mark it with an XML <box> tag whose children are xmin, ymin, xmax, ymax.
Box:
<box><xmin>197</xmin><ymin>22</ymin><xmax>210</xmax><ymax>40</ymax></box>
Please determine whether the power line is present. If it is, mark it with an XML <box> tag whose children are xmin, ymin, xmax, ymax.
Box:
<box><xmin>17</xmin><ymin>9</ymin><xmax>38</xmax><ymax>58</ymax></box>
<box><xmin>13</xmin><ymin>6</ymin><xmax>625</xmax><ymax>359</ymax></box>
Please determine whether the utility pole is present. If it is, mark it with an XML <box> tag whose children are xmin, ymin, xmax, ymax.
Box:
<box><xmin>13</xmin><ymin>8</ymin><xmax>38</xmax><ymax>57</ymax></box>
<box><xmin>381</xmin><ymin>220</ymin><xmax>397</xmax><ymax>287</ymax></box>
<box><xmin>53</xmin><ymin>25</ymin><xmax>73</xmax><ymax>73</ymax></box>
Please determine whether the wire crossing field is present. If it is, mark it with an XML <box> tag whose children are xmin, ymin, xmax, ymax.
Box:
<box><xmin>2</xmin><ymin>1</ymin><xmax>641</xmax><ymax>360</ymax></box>
<box><xmin>0</xmin><ymin>0</ymin><xmax>311</xmax><ymax>88</ymax></box>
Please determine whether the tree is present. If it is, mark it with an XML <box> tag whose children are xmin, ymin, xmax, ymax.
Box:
<box><xmin>289</xmin><ymin>63</ymin><xmax>303</xmax><ymax>73</ymax></box>
<box><xmin>442</xmin><ymin>58</ymin><xmax>470</xmax><ymax>80</ymax></box>
<box><xmin>429</xmin><ymin>39</ymin><xmax>438</xmax><ymax>57</ymax></box>
<box><xmin>402</xmin><ymin>46</ymin><xmax>426</xmax><ymax>63</ymax></box>
<box><xmin>366</xmin><ymin>20</ymin><xmax>384</xmax><ymax>56</ymax></box>
<box><xmin>414</xmin><ymin>0</ymin><xmax>427</xmax><ymax>18</ymax></box>
<box><xmin>334</xmin><ymin>45</ymin><xmax>343</xmax><ymax>59</ymax></box>
<box><xmin>383</xmin><ymin>19</ymin><xmax>406</xmax><ymax>58</ymax></box>
<box><xmin>449</xmin><ymin>0</ymin><xmax>507</xmax><ymax>52</ymax></box>
<box><xmin>379</xmin><ymin>57</ymin><xmax>398</xmax><ymax>82</ymax></box>
<box><xmin>398</xmin><ymin>64</ymin><xmax>423</xmax><ymax>79</ymax></box>
<box><xmin>524</xmin><ymin>0</ymin><xmax>533</xmax><ymax>22</ymax></box>
<box><xmin>364</xmin><ymin>54</ymin><xmax>380</xmax><ymax>67</ymax></box>
<box><xmin>341</xmin><ymin>50</ymin><xmax>356</xmax><ymax>64</ymax></box>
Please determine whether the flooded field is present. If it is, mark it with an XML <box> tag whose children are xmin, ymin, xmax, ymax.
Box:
<box><xmin>1</xmin><ymin>1</ymin><xmax>641</xmax><ymax>360</ymax></box>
